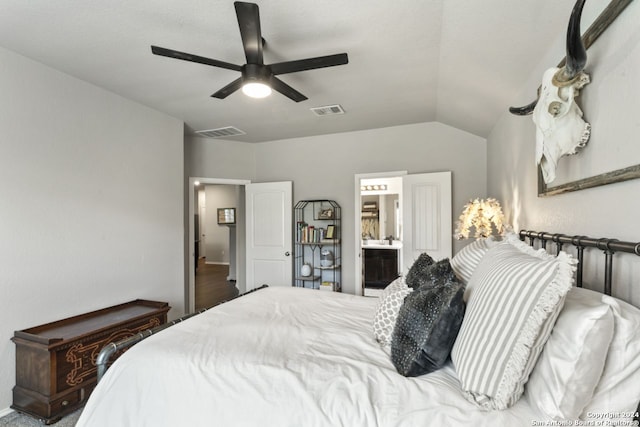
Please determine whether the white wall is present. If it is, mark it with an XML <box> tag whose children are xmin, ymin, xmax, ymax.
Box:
<box><xmin>204</xmin><ymin>185</ymin><xmax>238</xmax><ymax>264</ymax></box>
<box><xmin>253</xmin><ymin>122</ymin><xmax>487</xmax><ymax>295</ymax></box>
<box><xmin>487</xmin><ymin>2</ymin><xmax>640</xmax><ymax>305</ymax></box>
<box><xmin>0</xmin><ymin>47</ymin><xmax>184</xmax><ymax>412</ymax></box>
<box><xmin>185</xmin><ymin>137</ymin><xmax>256</xmax><ymax>180</ymax></box>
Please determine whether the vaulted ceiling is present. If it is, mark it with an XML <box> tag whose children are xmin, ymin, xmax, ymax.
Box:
<box><xmin>1</xmin><ymin>0</ymin><xmax>586</xmax><ymax>142</ymax></box>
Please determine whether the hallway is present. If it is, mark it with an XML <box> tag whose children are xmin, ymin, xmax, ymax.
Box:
<box><xmin>195</xmin><ymin>259</ymin><xmax>240</xmax><ymax>310</ymax></box>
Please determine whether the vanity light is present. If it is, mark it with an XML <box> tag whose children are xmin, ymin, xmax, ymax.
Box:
<box><xmin>361</xmin><ymin>184</ymin><xmax>388</xmax><ymax>192</ymax></box>
<box><xmin>242</xmin><ymin>82</ymin><xmax>272</xmax><ymax>98</ymax></box>
<box><xmin>194</xmin><ymin>181</ymin><xmax>201</xmax><ymax>186</ymax></box>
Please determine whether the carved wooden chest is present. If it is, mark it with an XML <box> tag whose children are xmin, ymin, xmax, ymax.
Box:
<box><xmin>12</xmin><ymin>299</ymin><xmax>170</xmax><ymax>424</ymax></box>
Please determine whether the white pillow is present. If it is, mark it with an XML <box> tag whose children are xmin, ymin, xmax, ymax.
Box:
<box><xmin>373</xmin><ymin>277</ymin><xmax>413</xmax><ymax>347</ymax></box>
<box><xmin>451</xmin><ymin>234</ymin><xmax>577</xmax><ymax>410</ymax></box>
<box><xmin>581</xmin><ymin>293</ymin><xmax>640</xmax><ymax>421</ymax></box>
<box><xmin>450</xmin><ymin>237</ymin><xmax>497</xmax><ymax>285</ymax></box>
<box><xmin>526</xmin><ymin>287</ymin><xmax>614</xmax><ymax>420</ymax></box>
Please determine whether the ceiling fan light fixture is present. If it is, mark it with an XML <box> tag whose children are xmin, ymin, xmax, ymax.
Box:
<box><xmin>242</xmin><ymin>81</ymin><xmax>272</xmax><ymax>98</ymax></box>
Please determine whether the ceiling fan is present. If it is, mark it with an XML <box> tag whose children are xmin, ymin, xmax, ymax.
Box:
<box><xmin>151</xmin><ymin>1</ymin><xmax>349</xmax><ymax>102</ymax></box>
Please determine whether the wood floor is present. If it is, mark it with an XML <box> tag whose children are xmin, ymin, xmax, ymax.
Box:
<box><xmin>195</xmin><ymin>258</ymin><xmax>239</xmax><ymax>310</ymax></box>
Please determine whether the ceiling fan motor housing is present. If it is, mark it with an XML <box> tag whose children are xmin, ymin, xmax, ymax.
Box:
<box><xmin>242</xmin><ymin>63</ymin><xmax>272</xmax><ymax>84</ymax></box>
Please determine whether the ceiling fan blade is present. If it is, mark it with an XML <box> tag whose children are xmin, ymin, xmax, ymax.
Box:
<box><xmin>270</xmin><ymin>77</ymin><xmax>308</xmax><ymax>102</ymax></box>
<box><xmin>151</xmin><ymin>45</ymin><xmax>242</xmax><ymax>72</ymax></box>
<box><xmin>211</xmin><ymin>78</ymin><xmax>244</xmax><ymax>99</ymax></box>
<box><xmin>234</xmin><ymin>2</ymin><xmax>264</xmax><ymax>65</ymax></box>
<box><xmin>269</xmin><ymin>53</ymin><xmax>348</xmax><ymax>75</ymax></box>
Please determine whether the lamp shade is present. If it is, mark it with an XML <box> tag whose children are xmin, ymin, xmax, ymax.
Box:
<box><xmin>455</xmin><ymin>198</ymin><xmax>505</xmax><ymax>240</ymax></box>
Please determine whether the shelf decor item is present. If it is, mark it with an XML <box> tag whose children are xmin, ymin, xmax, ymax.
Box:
<box><xmin>325</xmin><ymin>225</ymin><xmax>336</xmax><ymax>240</ymax></box>
<box><xmin>301</xmin><ymin>264</ymin><xmax>312</xmax><ymax>277</ymax></box>
<box><xmin>294</xmin><ymin>200</ymin><xmax>341</xmax><ymax>291</ymax></box>
<box><xmin>320</xmin><ymin>249</ymin><xmax>334</xmax><ymax>267</ymax></box>
<box><xmin>318</xmin><ymin>208</ymin><xmax>334</xmax><ymax>219</ymax></box>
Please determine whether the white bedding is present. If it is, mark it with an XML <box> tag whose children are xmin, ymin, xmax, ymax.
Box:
<box><xmin>77</xmin><ymin>287</ymin><xmax>544</xmax><ymax>427</ymax></box>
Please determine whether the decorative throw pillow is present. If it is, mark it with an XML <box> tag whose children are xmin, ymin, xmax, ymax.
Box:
<box><xmin>377</xmin><ymin>276</ymin><xmax>407</xmax><ymax>300</ymax></box>
<box><xmin>390</xmin><ymin>278</ymin><xmax>466</xmax><ymax>377</ymax></box>
<box><xmin>450</xmin><ymin>237</ymin><xmax>497</xmax><ymax>285</ymax></box>
<box><xmin>373</xmin><ymin>278</ymin><xmax>413</xmax><ymax>347</ymax></box>
<box><xmin>451</xmin><ymin>234</ymin><xmax>577</xmax><ymax>410</ymax></box>
<box><xmin>405</xmin><ymin>253</ymin><xmax>435</xmax><ymax>289</ymax></box>
<box><xmin>526</xmin><ymin>287</ymin><xmax>614</xmax><ymax>420</ymax></box>
<box><xmin>420</xmin><ymin>258</ymin><xmax>456</xmax><ymax>290</ymax></box>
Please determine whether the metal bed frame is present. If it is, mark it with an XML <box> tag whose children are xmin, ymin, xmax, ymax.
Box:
<box><xmin>519</xmin><ymin>230</ymin><xmax>640</xmax><ymax>295</ymax></box>
<box><xmin>519</xmin><ymin>230</ymin><xmax>640</xmax><ymax>424</ymax></box>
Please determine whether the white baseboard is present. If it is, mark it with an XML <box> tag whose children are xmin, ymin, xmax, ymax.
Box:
<box><xmin>204</xmin><ymin>261</ymin><xmax>230</xmax><ymax>265</ymax></box>
<box><xmin>0</xmin><ymin>407</ymin><xmax>15</xmax><ymax>418</ymax></box>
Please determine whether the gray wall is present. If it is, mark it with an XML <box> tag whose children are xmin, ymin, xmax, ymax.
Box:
<box><xmin>0</xmin><ymin>46</ymin><xmax>185</xmax><ymax>412</ymax></box>
<box><xmin>487</xmin><ymin>1</ymin><xmax>640</xmax><ymax>305</ymax></box>
<box><xmin>254</xmin><ymin>122</ymin><xmax>487</xmax><ymax>294</ymax></box>
<box><xmin>204</xmin><ymin>184</ymin><xmax>238</xmax><ymax>264</ymax></box>
<box><xmin>185</xmin><ymin>122</ymin><xmax>487</xmax><ymax>295</ymax></box>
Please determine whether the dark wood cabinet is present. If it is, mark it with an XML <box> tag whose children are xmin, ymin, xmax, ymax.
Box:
<box><xmin>363</xmin><ymin>248</ymin><xmax>400</xmax><ymax>289</ymax></box>
<box><xmin>12</xmin><ymin>299</ymin><xmax>170</xmax><ymax>424</ymax></box>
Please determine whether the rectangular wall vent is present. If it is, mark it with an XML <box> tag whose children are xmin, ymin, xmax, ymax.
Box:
<box><xmin>310</xmin><ymin>104</ymin><xmax>345</xmax><ymax>116</ymax></box>
<box><xmin>195</xmin><ymin>126</ymin><xmax>246</xmax><ymax>138</ymax></box>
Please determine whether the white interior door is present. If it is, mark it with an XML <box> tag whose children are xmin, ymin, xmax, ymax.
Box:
<box><xmin>402</xmin><ymin>171</ymin><xmax>452</xmax><ymax>274</ymax></box>
<box><xmin>245</xmin><ymin>181</ymin><xmax>293</xmax><ymax>291</ymax></box>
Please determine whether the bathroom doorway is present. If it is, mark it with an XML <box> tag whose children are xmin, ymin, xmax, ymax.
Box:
<box><xmin>353</xmin><ymin>171</ymin><xmax>452</xmax><ymax>296</ymax></box>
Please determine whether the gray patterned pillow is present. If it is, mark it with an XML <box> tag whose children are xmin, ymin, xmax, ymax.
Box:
<box><xmin>405</xmin><ymin>253</ymin><xmax>435</xmax><ymax>289</ymax></box>
<box><xmin>390</xmin><ymin>279</ymin><xmax>466</xmax><ymax>377</ymax></box>
<box><xmin>421</xmin><ymin>258</ymin><xmax>456</xmax><ymax>289</ymax></box>
<box><xmin>373</xmin><ymin>278</ymin><xmax>413</xmax><ymax>347</ymax></box>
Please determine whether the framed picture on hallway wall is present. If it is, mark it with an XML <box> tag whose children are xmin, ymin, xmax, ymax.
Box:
<box><xmin>217</xmin><ymin>208</ymin><xmax>236</xmax><ymax>225</ymax></box>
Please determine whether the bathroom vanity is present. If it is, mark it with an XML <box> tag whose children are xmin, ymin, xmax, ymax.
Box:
<box><xmin>362</xmin><ymin>241</ymin><xmax>401</xmax><ymax>297</ymax></box>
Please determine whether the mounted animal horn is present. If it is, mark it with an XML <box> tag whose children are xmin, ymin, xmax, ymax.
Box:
<box><xmin>511</xmin><ymin>0</ymin><xmax>592</xmax><ymax>185</ymax></box>
<box><xmin>509</xmin><ymin>0</ymin><xmax>588</xmax><ymax>115</ymax></box>
<box><xmin>553</xmin><ymin>0</ymin><xmax>588</xmax><ymax>86</ymax></box>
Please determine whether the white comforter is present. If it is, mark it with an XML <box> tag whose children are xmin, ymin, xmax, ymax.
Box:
<box><xmin>77</xmin><ymin>287</ymin><xmax>543</xmax><ymax>427</ymax></box>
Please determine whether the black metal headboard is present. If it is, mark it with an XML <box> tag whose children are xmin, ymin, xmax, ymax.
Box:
<box><xmin>519</xmin><ymin>230</ymin><xmax>640</xmax><ymax>296</ymax></box>
<box><xmin>519</xmin><ymin>230</ymin><xmax>640</xmax><ymax>423</ymax></box>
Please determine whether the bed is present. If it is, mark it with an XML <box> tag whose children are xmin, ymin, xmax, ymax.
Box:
<box><xmin>77</xmin><ymin>230</ymin><xmax>640</xmax><ymax>427</ymax></box>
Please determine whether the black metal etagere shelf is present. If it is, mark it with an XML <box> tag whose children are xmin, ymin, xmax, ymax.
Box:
<box><xmin>294</xmin><ymin>200</ymin><xmax>341</xmax><ymax>291</ymax></box>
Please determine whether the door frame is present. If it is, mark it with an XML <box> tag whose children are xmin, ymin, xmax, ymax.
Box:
<box><xmin>353</xmin><ymin>171</ymin><xmax>407</xmax><ymax>296</ymax></box>
<box><xmin>188</xmin><ymin>177</ymin><xmax>250</xmax><ymax>313</ymax></box>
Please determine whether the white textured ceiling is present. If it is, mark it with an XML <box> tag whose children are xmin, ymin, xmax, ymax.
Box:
<box><xmin>0</xmin><ymin>0</ymin><xmax>583</xmax><ymax>142</ymax></box>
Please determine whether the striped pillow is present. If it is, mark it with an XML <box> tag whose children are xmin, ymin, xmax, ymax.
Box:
<box><xmin>450</xmin><ymin>237</ymin><xmax>497</xmax><ymax>285</ymax></box>
<box><xmin>451</xmin><ymin>234</ymin><xmax>577</xmax><ymax>410</ymax></box>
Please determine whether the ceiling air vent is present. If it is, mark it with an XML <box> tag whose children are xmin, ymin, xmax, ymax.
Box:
<box><xmin>310</xmin><ymin>104</ymin><xmax>345</xmax><ymax>116</ymax></box>
<box><xmin>195</xmin><ymin>126</ymin><xmax>246</xmax><ymax>138</ymax></box>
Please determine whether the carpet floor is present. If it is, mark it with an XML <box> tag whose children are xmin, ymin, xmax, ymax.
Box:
<box><xmin>0</xmin><ymin>409</ymin><xmax>81</xmax><ymax>426</ymax></box>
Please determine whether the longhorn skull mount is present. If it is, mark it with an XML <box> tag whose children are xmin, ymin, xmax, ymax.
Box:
<box><xmin>510</xmin><ymin>0</ymin><xmax>591</xmax><ymax>185</ymax></box>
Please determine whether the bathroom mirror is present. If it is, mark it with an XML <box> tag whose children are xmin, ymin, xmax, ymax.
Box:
<box><xmin>361</xmin><ymin>193</ymin><xmax>400</xmax><ymax>241</ymax></box>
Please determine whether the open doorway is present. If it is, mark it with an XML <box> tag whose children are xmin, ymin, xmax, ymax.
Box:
<box><xmin>194</xmin><ymin>182</ymin><xmax>241</xmax><ymax>310</ymax></box>
<box><xmin>353</xmin><ymin>171</ymin><xmax>452</xmax><ymax>297</ymax></box>
<box><xmin>354</xmin><ymin>171</ymin><xmax>407</xmax><ymax>297</ymax></box>
<box><xmin>188</xmin><ymin>177</ymin><xmax>250</xmax><ymax>312</ymax></box>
